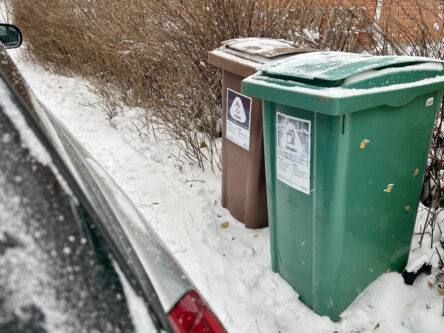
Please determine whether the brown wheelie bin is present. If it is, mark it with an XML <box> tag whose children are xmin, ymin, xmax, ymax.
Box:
<box><xmin>208</xmin><ymin>38</ymin><xmax>317</xmax><ymax>228</ymax></box>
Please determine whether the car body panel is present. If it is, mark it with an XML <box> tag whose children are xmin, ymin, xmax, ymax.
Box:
<box><xmin>0</xmin><ymin>77</ymin><xmax>137</xmax><ymax>332</ymax></box>
<box><xmin>45</xmin><ymin>109</ymin><xmax>194</xmax><ymax>312</ymax></box>
<box><xmin>0</xmin><ymin>41</ymin><xmax>195</xmax><ymax>332</ymax></box>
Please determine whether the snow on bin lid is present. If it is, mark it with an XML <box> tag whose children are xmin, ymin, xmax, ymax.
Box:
<box><xmin>261</xmin><ymin>51</ymin><xmax>444</xmax><ymax>86</ymax></box>
<box><xmin>242</xmin><ymin>51</ymin><xmax>444</xmax><ymax>115</ymax></box>
<box><xmin>208</xmin><ymin>38</ymin><xmax>318</xmax><ymax>78</ymax></box>
<box><xmin>222</xmin><ymin>38</ymin><xmax>317</xmax><ymax>58</ymax></box>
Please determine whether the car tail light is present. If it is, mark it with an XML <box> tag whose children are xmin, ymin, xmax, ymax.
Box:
<box><xmin>168</xmin><ymin>290</ymin><xmax>227</xmax><ymax>333</ymax></box>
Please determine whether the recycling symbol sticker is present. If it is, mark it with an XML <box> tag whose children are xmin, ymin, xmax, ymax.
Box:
<box><xmin>276</xmin><ymin>112</ymin><xmax>311</xmax><ymax>195</ymax></box>
<box><xmin>230</xmin><ymin>97</ymin><xmax>247</xmax><ymax>123</ymax></box>
<box><xmin>282</xmin><ymin>122</ymin><xmax>303</xmax><ymax>157</ymax></box>
<box><xmin>226</xmin><ymin>89</ymin><xmax>252</xmax><ymax>150</ymax></box>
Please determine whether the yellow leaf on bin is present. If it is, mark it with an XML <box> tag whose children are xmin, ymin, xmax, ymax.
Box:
<box><xmin>360</xmin><ymin>139</ymin><xmax>370</xmax><ymax>149</ymax></box>
<box><xmin>384</xmin><ymin>184</ymin><xmax>394</xmax><ymax>193</ymax></box>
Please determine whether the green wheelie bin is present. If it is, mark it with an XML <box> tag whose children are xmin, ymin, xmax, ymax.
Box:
<box><xmin>241</xmin><ymin>51</ymin><xmax>444</xmax><ymax>320</ymax></box>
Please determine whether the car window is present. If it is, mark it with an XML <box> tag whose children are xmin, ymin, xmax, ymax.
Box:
<box><xmin>0</xmin><ymin>77</ymin><xmax>140</xmax><ymax>332</ymax></box>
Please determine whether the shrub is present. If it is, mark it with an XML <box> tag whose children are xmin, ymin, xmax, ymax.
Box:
<box><xmin>11</xmin><ymin>0</ymin><xmax>371</xmax><ymax>169</ymax></box>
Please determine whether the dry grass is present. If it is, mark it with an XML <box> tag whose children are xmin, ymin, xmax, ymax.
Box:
<box><xmin>10</xmin><ymin>0</ymin><xmax>372</xmax><ymax>170</ymax></box>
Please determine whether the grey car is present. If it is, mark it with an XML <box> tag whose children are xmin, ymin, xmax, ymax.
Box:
<box><xmin>0</xmin><ymin>24</ymin><xmax>226</xmax><ymax>333</ymax></box>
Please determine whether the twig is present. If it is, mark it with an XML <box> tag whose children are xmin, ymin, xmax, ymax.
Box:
<box><xmin>442</xmin><ymin>298</ymin><xmax>444</xmax><ymax>316</ymax></box>
<box><xmin>77</xmin><ymin>101</ymin><xmax>101</xmax><ymax>107</ymax></box>
<box><xmin>436</xmin><ymin>247</ymin><xmax>444</xmax><ymax>267</ymax></box>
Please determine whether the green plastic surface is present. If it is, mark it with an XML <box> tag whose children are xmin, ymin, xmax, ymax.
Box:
<box><xmin>241</xmin><ymin>52</ymin><xmax>444</xmax><ymax>320</ymax></box>
<box><xmin>244</xmin><ymin>52</ymin><xmax>444</xmax><ymax>115</ymax></box>
<box><xmin>261</xmin><ymin>51</ymin><xmax>443</xmax><ymax>86</ymax></box>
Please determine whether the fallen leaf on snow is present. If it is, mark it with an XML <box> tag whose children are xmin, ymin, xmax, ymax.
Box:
<box><xmin>221</xmin><ymin>221</ymin><xmax>229</xmax><ymax>229</ymax></box>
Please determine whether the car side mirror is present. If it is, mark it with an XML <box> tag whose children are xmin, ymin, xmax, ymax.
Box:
<box><xmin>0</xmin><ymin>24</ymin><xmax>22</xmax><ymax>49</ymax></box>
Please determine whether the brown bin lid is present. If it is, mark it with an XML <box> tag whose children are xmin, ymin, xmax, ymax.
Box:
<box><xmin>222</xmin><ymin>38</ymin><xmax>317</xmax><ymax>58</ymax></box>
<box><xmin>208</xmin><ymin>37</ymin><xmax>317</xmax><ymax>77</ymax></box>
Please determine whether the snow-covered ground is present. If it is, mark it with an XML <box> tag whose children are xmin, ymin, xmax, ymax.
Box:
<box><xmin>7</xmin><ymin>48</ymin><xmax>444</xmax><ymax>332</ymax></box>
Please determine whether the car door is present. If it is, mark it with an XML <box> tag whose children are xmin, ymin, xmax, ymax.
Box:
<box><xmin>0</xmin><ymin>55</ymin><xmax>162</xmax><ymax>332</ymax></box>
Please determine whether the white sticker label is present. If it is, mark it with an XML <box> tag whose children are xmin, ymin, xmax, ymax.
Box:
<box><xmin>226</xmin><ymin>89</ymin><xmax>251</xmax><ymax>150</ymax></box>
<box><xmin>426</xmin><ymin>97</ymin><xmax>434</xmax><ymax>107</ymax></box>
<box><xmin>276</xmin><ymin>113</ymin><xmax>311</xmax><ymax>194</ymax></box>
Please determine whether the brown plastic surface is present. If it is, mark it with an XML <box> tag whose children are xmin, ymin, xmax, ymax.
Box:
<box><xmin>221</xmin><ymin>70</ymin><xmax>268</xmax><ymax>228</ymax></box>
<box><xmin>208</xmin><ymin>38</ymin><xmax>317</xmax><ymax>229</ymax></box>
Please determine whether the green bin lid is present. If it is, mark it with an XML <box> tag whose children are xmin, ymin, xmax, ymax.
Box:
<box><xmin>261</xmin><ymin>51</ymin><xmax>443</xmax><ymax>87</ymax></box>
<box><xmin>242</xmin><ymin>51</ymin><xmax>444</xmax><ymax>115</ymax></box>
